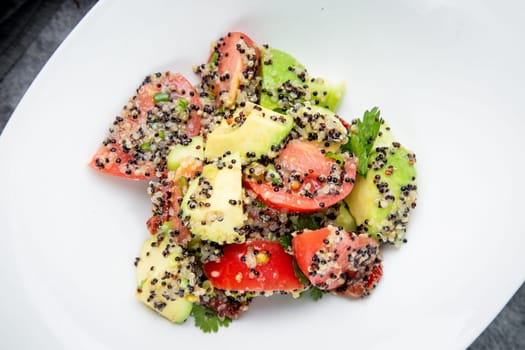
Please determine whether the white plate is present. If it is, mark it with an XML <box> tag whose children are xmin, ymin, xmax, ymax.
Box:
<box><xmin>1</xmin><ymin>0</ymin><xmax>524</xmax><ymax>349</ymax></box>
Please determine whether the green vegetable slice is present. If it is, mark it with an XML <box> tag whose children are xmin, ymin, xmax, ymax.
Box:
<box><xmin>154</xmin><ymin>92</ymin><xmax>170</xmax><ymax>103</ymax></box>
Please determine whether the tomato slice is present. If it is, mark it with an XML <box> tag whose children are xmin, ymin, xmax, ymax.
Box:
<box><xmin>292</xmin><ymin>226</ymin><xmax>382</xmax><ymax>297</ymax></box>
<box><xmin>213</xmin><ymin>32</ymin><xmax>260</xmax><ymax>108</ymax></box>
<box><xmin>167</xmin><ymin>73</ymin><xmax>201</xmax><ymax>137</ymax></box>
<box><xmin>89</xmin><ymin>72</ymin><xmax>201</xmax><ymax>179</ymax></box>
<box><xmin>89</xmin><ymin>142</ymin><xmax>152</xmax><ymax>180</ymax></box>
<box><xmin>203</xmin><ymin>240</ymin><xmax>305</xmax><ymax>292</ymax></box>
<box><xmin>244</xmin><ymin>140</ymin><xmax>357</xmax><ymax>213</ymax></box>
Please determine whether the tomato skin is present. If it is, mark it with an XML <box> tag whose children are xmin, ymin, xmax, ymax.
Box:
<box><xmin>278</xmin><ymin>139</ymin><xmax>334</xmax><ymax>178</ymax></box>
<box><xmin>338</xmin><ymin>115</ymin><xmax>351</xmax><ymax>129</ymax></box>
<box><xmin>214</xmin><ymin>32</ymin><xmax>260</xmax><ymax>108</ymax></box>
<box><xmin>292</xmin><ymin>228</ymin><xmax>331</xmax><ymax>281</ymax></box>
<box><xmin>244</xmin><ymin>141</ymin><xmax>357</xmax><ymax>213</ymax></box>
<box><xmin>137</xmin><ymin>73</ymin><xmax>201</xmax><ymax>135</ymax></box>
<box><xmin>292</xmin><ymin>227</ymin><xmax>382</xmax><ymax>297</ymax></box>
<box><xmin>89</xmin><ymin>143</ymin><xmax>152</xmax><ymax>180</ymax></box>
<box><xmin>203</xmin><ymin>240</ymin><xmax>305</xmax><ymax>292</ymax></box>
<box><xmin>90</xmin><ymin>72</ymin><xmax>201</xmax><ymax>179</ymax></box>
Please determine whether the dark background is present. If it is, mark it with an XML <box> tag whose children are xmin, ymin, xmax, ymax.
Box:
<box><xmin>0</xmin><ymin>1</ymin><xmax>523</xmax><ymax>348</ymax></box>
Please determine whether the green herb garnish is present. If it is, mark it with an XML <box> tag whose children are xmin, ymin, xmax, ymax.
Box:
<box><xmin>178</xmin><ymin>176</ymin><xmax>188</xmax><ymax>195</ymax></box>
<box><xmin>279</xmin><ymin>234</ymin><xmax>293</xmax><ymax>249</ymax></box>
<box><xmin>293</xmin><ymin>260</ymin><xmax>310</xmax><ymax>285</ymax></box>
<box><xmin>341</xmin><ymin>107</ymin><xmax>382</xmax><ymax>177</ymax></box>
<box><xmin>209</xmin><ymin>51</ymin><xmax>219</xmax><ymax>69</ymax></box>
<box><xmin>178</xmin><ymin>98</ymin><xmax>189</xmax><ymax>111</ymax></box>
<box><xmin>154</xmin><ymin>92</ymin><xmax>170</xmax><ymax>103</ymax></box>
<box><xmin>191</xmin><ymin>304</ymin><xmax>232</xmax><ymax>333</ymax></box>
<box><xmin>309</xmin><ymin>286</ymin><xmax>324</xmax><ymax>301</ymax></box>
<box><xmin>140</xmin><ymin>141</ymin><xmax>151</xmax><ymax>151</ymax></box>
<box><xmin>289</xmin><ymin>215</ymin><xmax>321</xmax><ymax>231</ymax></box>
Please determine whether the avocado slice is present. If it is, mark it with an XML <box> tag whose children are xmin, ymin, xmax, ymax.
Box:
<box><xmin>287</xmin><ymin>102</ymin><xmax>348</xmax><ymax>144</ymax></box>
<box><xmin>345</xmin><ymin>124</ymin><xmax>417</xmax><ymax>246</ymax></box>
<box><xmin>167</xmin><ymin>136</ymin><xmax>204</xmax><ymax>171</ymax></box>
<box><xmin>136</xmin><ymin>232</ymin><xmax>199</xmax><ymax>323</ymax></box>
<box><xmin>335</xmin><ymin>200</ymin><xmax>357</xmax><ymax>232</ymax></box>
<box><xmin>181</xmin><ymin>153</ymin><xmax>244</xmax><ymax>244</ymax></box>
<box><xmin>260</xmin><ymin>48</ymin><xmax>345</xmax><ymax>112</ymax></box>
<box><xmin>204</xmin><ymin>102</ymin><xmax>293</xmax><ymax>164</ymax></box>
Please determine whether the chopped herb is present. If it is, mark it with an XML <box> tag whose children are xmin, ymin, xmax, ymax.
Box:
<box><xmin>158</xmin><ymin>129</ymin><xmax>165</xmax><ymax>139</ymax></box>
<box><xmin>293</xmin><ymin>260</ymin><xmax>310</xmax><ymax>285</ymax></box>
<box><xmin>342</xmin><ymin>107</ymin><xmax>382</xmax><ymax>177</ymax></box>
<box><xmin>209</xmin><ymin>51</ymin><xmax>219</xmax><ymax>69</ymax></box>
<box><xmin>140</xmin><ymin>141</ymin><xmax>151</xmax><ymax>151</ymax></box>
<box><xmin>279</xmin><ymin>234</ymin><xmax>292</xmax><ymax>249</ymax></box>
<box><xmin>191</xmin><ymin>304</ymin><xmax>232</xmax><ymax>333</ymax></box>
<box><xmin>309</xmin><ymin>286</ymin><xmax>324</xmax><ymax>301</ymax></box>
<box><xmin>254</xmin><ymin>199</ymin><xmax>267</xmax><ymax>209</ymax></box>
<box><xmin>178</xmin><ymin>176</ymin><xmax>188</xmax><ymax>195</ymax></box>
<box><xmin>214</xmin><ymin>107</ymin><xmax>226</xmax><ymax>115</ymax></box>
<box><xmin>137</xmin><ymin>278</ymin><xmax>147</xmax><ymax>290</ymax></box>
<box><xmin>178</xmin><ymin>98</ymin><xmax>189</xmax><ymax>111</ymax></box>
<box><xmin>289</xmin><ymin>215</ymin><xmax>321</xmax><ymax>231</ymax></box>
<box><xmin>265</xmin><ymin>164</ymin><xmax>281</xmax><ymax>185</ymax></box>
<box><xmin>325</xmin><ymin>151</ymin><xmax>345</xmax><ymax>165</ymax></box>
<box><xmin>154</xmin><ymin>92</ymin><xmax>170</xmax><ymax>103</ymax></box>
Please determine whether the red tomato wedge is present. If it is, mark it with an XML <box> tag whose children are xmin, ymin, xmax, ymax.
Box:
<box><xmin>292</xmin><ymin>226</ymin><xmax>382</xmax><ymax>297</ymax></box>
<box><xmin>89</xmin><ymin>72</ymin><xmax>201</xmax><ymax>180</ymax></box>
<box><xmin>204</xmin><ymin>240</ymin><xmax>305</xmax><ymax>292</ymax></box>
<box><xmin>244</xmin><ymin>140</ymin><xmax>357</xmax><ymax>213</ymax></box>
<box><xmin>213</xmin><ymin>32</ymin><xmax>260</xmax><ymax>109</ymax></box>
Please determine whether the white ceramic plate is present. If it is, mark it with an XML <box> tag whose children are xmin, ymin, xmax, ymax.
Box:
<box><xmin>1</xmin><ymin>0</ymin><xmax>524</xmax><ymax>349</ymax></box>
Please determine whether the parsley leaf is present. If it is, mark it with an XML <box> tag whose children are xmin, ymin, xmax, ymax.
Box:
<box><xmin>292</xmin><ymin>260</ymin><xmax>310</xmax><ymax>285</ymax></box>
<box><xmin>289</xmin><ymin>215</ymin><xmax>321</xmax><ymax>231</ymax></box>
<box><xmin>279</xmin><ymin>234</ymin><xmax>293</xmax><ymax>249</ymax></box>
<box><xmin>309</xmin><ymin>287</ymin><xmax>324</xmax><ymax>301</ymax></box>
<box><xmin>191</xmin><ymin>304</ymin><xmax>232</xmax><ymax>333</ymax></box>
<box><xmin>342</xmin><ymin>107</ymin><xmax>382</xmax><ymax>177</ymax></box>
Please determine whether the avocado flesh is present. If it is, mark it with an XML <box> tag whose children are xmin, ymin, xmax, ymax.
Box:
<box><xmin>260</xmin><ymin>48</ymin><xmax>345</xmax><ymax>112</ymax></box>
<box><xmin>136</xmin><ymin>233</ymin><xmax>196</xmax><ymax>323</ymax></box>
<box><xmin>345</xmin><ymin>125</ymin><xmax>417</xmax><ymax>245</ymax></box>
<box><xmin>335</xmin><ymin>201</ymin><xmax>357</xmax><ymax>232</ymax></box>
<box><xmin>181</xmin><ymin>153</ymin><xmax>244</xmax><ymax>244</ymax></box>
<box><xmin>167</xmin><ymin>136</ymin><xmax>204</xmax><ymax>171</ymax></box>
<box><xmin>205</xmin><ymin>102</ymin><xmax>293</xmax><ymax>164</ymax></box>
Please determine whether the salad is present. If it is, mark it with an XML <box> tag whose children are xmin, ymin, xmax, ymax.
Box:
<box><xmin>90</xmin><ymin>32</ymin><xmax>417</xmax><ymax>332</ymax></box>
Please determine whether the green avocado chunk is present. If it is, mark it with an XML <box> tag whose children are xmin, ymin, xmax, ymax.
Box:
<box><xmin>204</xmin><ymin>102</ymin><xmax>293</xmax><ymax>164</ymax></box>
<box><xmin>181</xmin><ymin>153</ymin><xmax>244</xmax><ymax>244</ymax></box>
<box><xmin>345</xmin><ymin>124</ymin><xmax>417</xmax><ymax>246</ymax></box>
<box><xmin>136</xmin><ymin>232</ymin><xmax>198</xmax><ymax>323</ymax></box>
<box><xmin>335</xmin><ymin>201</ymin><xmax>357</xmax><ymax>232</ymax></box>
<box><xmin>260</xmin><ymin>48</ymin><xmax>345</xmax><ymax>112</ymax></box>
<box><xmin>167</xmin><ymin>136</ymin><xmax>204</xmax><ymax>171</ymax></box>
